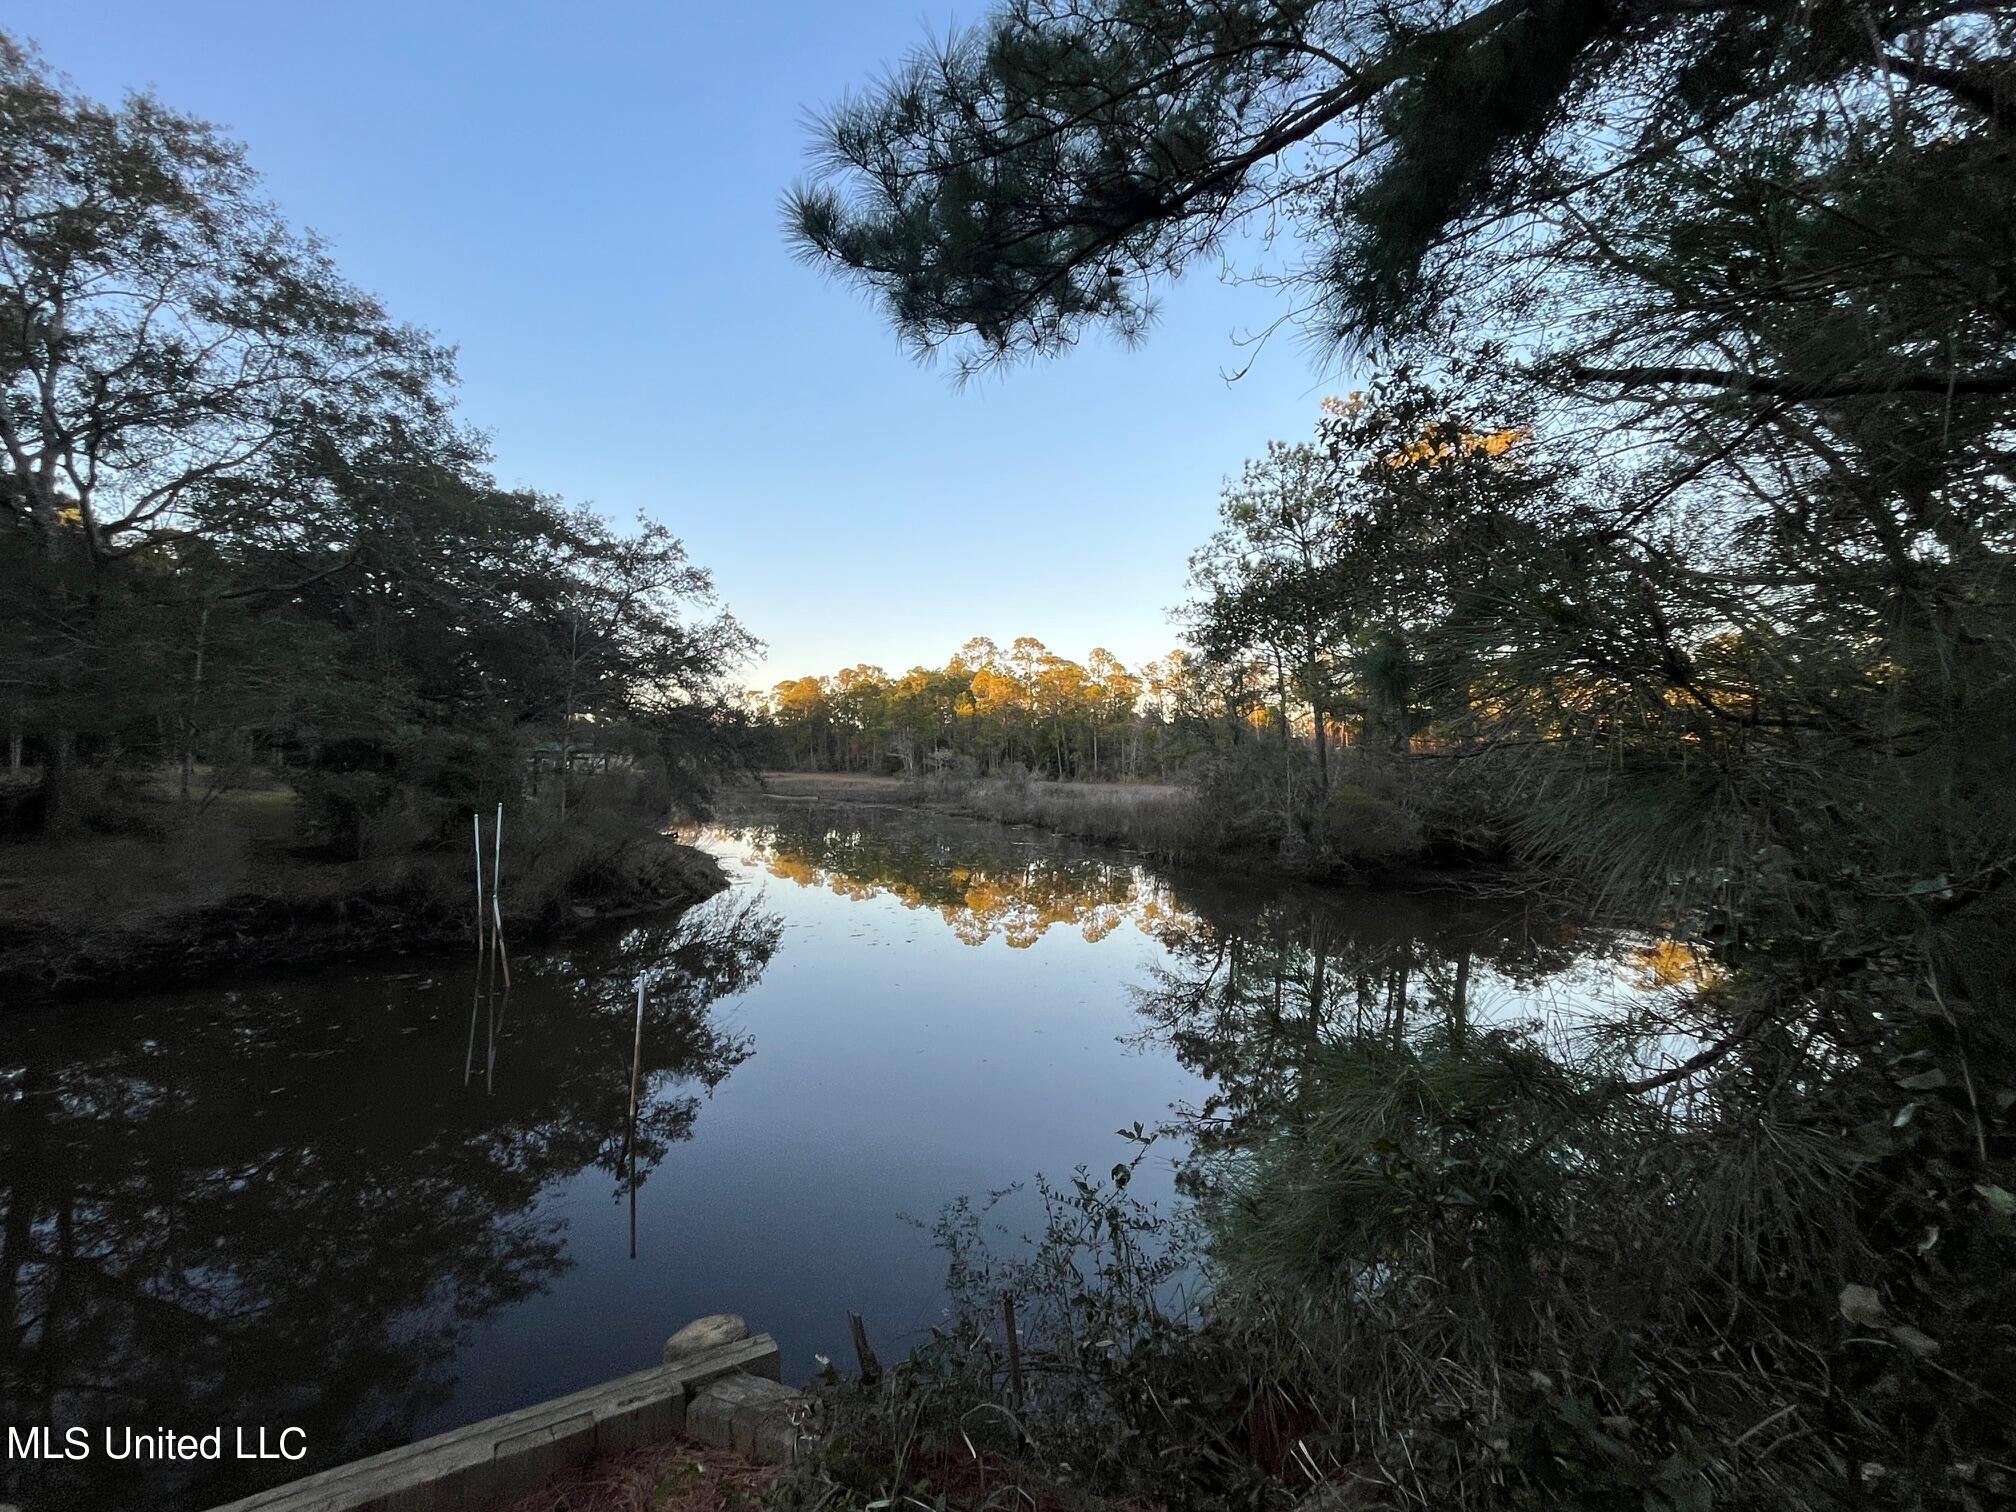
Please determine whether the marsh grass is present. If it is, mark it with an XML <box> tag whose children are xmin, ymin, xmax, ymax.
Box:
<box><xmin>921</xmin><ymin>764</ymin><xmax>1450</xmax><ymax>876</ymax></box>
<box><xmin>924</xmin><ymin>777</ymin><xmax>1212</xmax><ymax>861</ymax></box>
<box><xmin>758</xmin><ymin>755</ymin><xmax>1463</xmax><ymax>878</ymax></box>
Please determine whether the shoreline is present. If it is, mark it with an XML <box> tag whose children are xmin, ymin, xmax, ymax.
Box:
<box><xmin>740</xmin><ymin>770</ymin><xmax>1499</xmax><ymax>891</ymax></box>
<box><xmin>0</xmin><ymin>834</ymin><xmax>729</xmax><ymax>1006</ymax></box>
<box><xmin>4</xmin><ymin>773</ymin><xmax>1516</xmax><ymax>1006</ymax></box>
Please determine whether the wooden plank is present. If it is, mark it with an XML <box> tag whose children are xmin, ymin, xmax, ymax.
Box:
<box><xmin>205</xmin><ymin>1334</ymin><xmax>780</xmax><ymax>1512</ymax></box>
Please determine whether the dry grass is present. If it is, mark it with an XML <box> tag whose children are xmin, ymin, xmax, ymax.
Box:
<box><xmin>0</xmin><ymin>792</ymin><xmax>297</xmax><ymax>941</ymax></box>
<box><xmin>495</xmin><ymin>1439</ymin><xmax>779</xmax><ymax>1512</ymax></box>
<box><xmin>753</xmin><ymin>771</ymin><xmax>1203</xmax><ymax>859</ymax></box>
<box><xmin>921</xmin><ymin>778</ymin><xmax>1203</xmax><ymax>862</ymax></box>
<box><xmin>756</xmin><ymin>771</ymin><xmax>916</xmax><ymax>804</ymax></box>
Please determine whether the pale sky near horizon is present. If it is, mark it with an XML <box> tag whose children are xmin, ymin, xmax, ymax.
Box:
<box><xmin>12</xmin><ymin>1</ymin><xmax>1354</xmax><ymax>688</ymax></box>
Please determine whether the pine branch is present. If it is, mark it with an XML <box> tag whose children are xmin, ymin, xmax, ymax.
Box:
<box><xmin>1567</xmin><ymin>363</ymin><xmax>2016</xmax><ymax>399</ymax></box>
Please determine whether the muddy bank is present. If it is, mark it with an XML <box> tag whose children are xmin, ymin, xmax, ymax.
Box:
<box><xmin>0</xmin><ymin>834</ymin><xmax>727</xmax><ymax>1002</ymax></box>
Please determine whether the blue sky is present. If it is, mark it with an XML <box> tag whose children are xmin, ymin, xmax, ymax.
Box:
<box><xmin>13</xmin><ymin>1</ymin><xmax>1349</xmax><ymax>686</ymax></box>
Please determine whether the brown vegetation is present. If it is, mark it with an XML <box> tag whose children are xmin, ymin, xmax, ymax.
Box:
<box><xmin>755</xmin><ymin>770</ymin><xmax>1211</xmax><ymax>860</ymax></box>
<box><xmin>496</xmin><ymin>1439</ymin><xmax>779</xmax><ymax>1512</ymax></box>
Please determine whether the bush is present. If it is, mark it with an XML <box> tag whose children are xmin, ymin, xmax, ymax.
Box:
<box><xmin>296</xmin><ymin>729</ymin><xmax>535</xmax><ymax>858</ymax></box>
<box><xmin>1184</xmin><ymin>744</ymin><xmax>1302</xmax><ymax>856</ymax></box>
<box><xmin>295</xmin><ymin>768</ymin><xmax>401</xmax><ymax>858</ymax></box>
<box><xmin>35</xmin><ymin>761</ymin><xmax>172</xmax><ymax>840</ymax></box>
<box><xmin>779</xmin><ymin>999</ymin><xmax>2016</xmax><ymax>1512</ymax></box>
<box><xmin>1308</xmin><ymin>781</ymin><xmax>1423</xmax><ymax>863</ymax></box>
<box><xmin>479</xmin><ymin>769</ymin><xmax>705</xmax><ymax>928</ymax></box>
<box><xmin>772</xmin><ymin>1152</ymin><xmax>1250</xmax><ymax>1512</ymax></box>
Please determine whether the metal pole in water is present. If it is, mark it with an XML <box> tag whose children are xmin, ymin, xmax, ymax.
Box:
<box><xmin>491</xmin><ymin>802</ymin><xmax>511</xmax><ymax>990</ymax></box>
<box><xmin>628</xmin><ymin>978</ymin><xmax>646</xmax><ymax>1124</ymax></box>
<box><xmin>471</xmin><ymin>812</ymin><xmax>486</xmax><ymax>955</ymax></box>
<box><xmin>627</xmin><ymin>977</ymin><xmax>646</xmax><ymax>1259</ymax></box>
<box><xmin>492</xmin><ymin>896</ymin><xmax>511</xmax><ymax>990</ymax></box>
<box><xmin>463</xmin><ymin>984</ymin><xmax>479</xmax><ymax>1088</ymax></box>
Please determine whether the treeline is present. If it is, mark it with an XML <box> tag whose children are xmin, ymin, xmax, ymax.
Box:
<box><xmin>765</xmin><ymin>639</ymin><xmax>1247</xmax><ymax>782</ymax></box>
<box><xmin>0</xmin><ymin>37</ymin><xmax>752</xmax><ymax>855</ymax></box>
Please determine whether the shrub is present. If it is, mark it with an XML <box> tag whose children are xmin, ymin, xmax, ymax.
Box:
<box><xmin>1183</xmin><ymin>744</ymin><xmax>1301</xmax><ymax>856</ymax></box>
<box><xmin>296</xmin><ymin>768</ymin><xmax>401</xmax><ymax>858</ymax></box>
<box><xmin>1308</xmin><ymin>781</ymin><xmax>1423</xmax><ymax>864</ymax></box>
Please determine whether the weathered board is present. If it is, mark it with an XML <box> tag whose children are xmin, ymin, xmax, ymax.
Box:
<box><xmin>203</xmin><ymin>1333</ymin><xmax>781</xmax><ymax>1512</ymax></box>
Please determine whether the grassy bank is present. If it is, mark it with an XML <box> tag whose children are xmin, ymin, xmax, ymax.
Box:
<box><xmin>0</xmin><ymin>774</ymin><xmax>726</xmax><ymax>999</ymax></box>
<box><xmin>758</xmin><ymin>769</ymin><xmax>1200</xmax><ymax>849</ymax></box>
<box><xmin>753</xmin><ymin>765</ymin><xmax>1478</xmax><ymax>881</ymax></box>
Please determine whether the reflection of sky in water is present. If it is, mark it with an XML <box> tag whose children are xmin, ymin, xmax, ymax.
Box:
<box><xmin>408</xmin><ymin>807</ymin><xmax>1252</xmax><ymax>1436</ymax></box>
<box><xmin>1</xmin><ymin>796</ymin><xmax>1683</xmax><ymax>1512</ymax></box>
<box><xmin>1467</xmin><ymin>937</ymin><xmax>1712</xmax><ymax>1076</ymax></box>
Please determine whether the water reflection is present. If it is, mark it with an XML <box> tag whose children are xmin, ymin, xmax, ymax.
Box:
<box><xmin>695</xmin><ymin>800</ymin><xmax>1667</xmax><ymax>1140</ymax></box>
<box><xmin>1123</xmin><ymin>890</ymin><xmax>1598</xmax><ymax>1148</ymax></box>
<box><xmin>0</xmin><ymin>898</ymin><xmax>779</xmax><ymax>1512</ymax></box>
<box><xmin>686</xmin><ymin>806</ymin><xmax>1200</xmax><ymax>948</ymax></box>
<box><xmin>2</xmin><ymin>798</ymin><xmax>1648</xmax><ymax>1512</ymax></box>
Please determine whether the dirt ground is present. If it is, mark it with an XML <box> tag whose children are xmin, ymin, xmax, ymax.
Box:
<box><xmin>496</xmin><ymin>1438</ymin><xmax>779</xmax><ymax>1512</ymax></box>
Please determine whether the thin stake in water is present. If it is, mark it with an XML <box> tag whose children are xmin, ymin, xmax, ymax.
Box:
<box><xmin>471</xmin><ymin>812</ymin><xmax>486</xmax><ymax>956</ymax></box>
<box><xmin>468</xmin><ymin>807</ymin><xmax>511</xmax><ymax>1091</ymax></box>
<box><xmin>490</xmin><ymin>801</ymin><xmax>511</xmax><ymax>990</ymax></box>
<box><xmin>848</xmin><ymin>1312</ymin><xmax>882</xmax><ymax>1384</ymax></box>
<box><xmin>628</xmin><ymin>977</ymin><xmax>646</xmax><ymax>1123</ymax></box>
<box><xmin>463</xmin><ymin>981</ymin><xmax>479</xmax><ymax>1088</ymax></box>
<box><xmin>627</xmin><ymin>977</ymin><xmax>646</xmax><ymax>1259</ymax></box>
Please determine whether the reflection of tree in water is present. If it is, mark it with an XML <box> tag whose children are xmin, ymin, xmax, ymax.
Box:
<box><xmin>0</xmin><ymin>895</ymin><xmax>780</xmax><ymax>1512</ymax></box>
<box><xmin>541</xmin><ymin>897</ymin><xmax>777</xmax><ymax>1204</ymax></box>
<box><xmin>697</xmin><ymin>810</ymin><xmax>1199</xmax><ymax>948</ymax></box>
<box><xmin>1126</xmin><ymin>887</ymin><xmax>1602</xmax><ymax>1149</ymax></box>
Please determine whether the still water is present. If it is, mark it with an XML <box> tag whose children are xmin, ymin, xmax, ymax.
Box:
<box><xmin>0</xmin><ymin>796</ymin><xmax>1642</xmax><ymax>1511</ymax></box>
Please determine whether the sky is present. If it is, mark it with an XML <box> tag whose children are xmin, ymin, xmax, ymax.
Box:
<box><xmin>10</xmin><ymin>0</ymin><xmax>1352</xmax><ymax>687</ymax></box>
